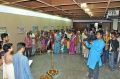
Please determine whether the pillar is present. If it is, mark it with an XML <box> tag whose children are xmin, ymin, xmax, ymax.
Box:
<box><xmin>113</xmin><ymin>19</ymin><xmax>118</xmax><ymax>30</ymax></box>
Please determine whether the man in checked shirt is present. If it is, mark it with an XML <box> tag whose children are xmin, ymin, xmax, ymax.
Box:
<box><xmin>24</xmin><ymin>32</ymin><xmax>32</xmax><ymax>58</ymax></box>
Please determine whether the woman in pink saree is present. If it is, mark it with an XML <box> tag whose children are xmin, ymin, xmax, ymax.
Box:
<box><xmin>69</xmin><ymin>31</ymin><xmax>76</xmax><ymax>54</ymax></box>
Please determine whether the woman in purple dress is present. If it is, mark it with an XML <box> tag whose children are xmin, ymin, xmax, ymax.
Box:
<box><xmin>69</xmin><ymin>31</ymin><xmax>76</xmax><ymax>55</ymax></box>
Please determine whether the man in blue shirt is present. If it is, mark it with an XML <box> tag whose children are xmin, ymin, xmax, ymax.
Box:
<box><xmin>13</xmin><ymin>42</ymin><xmax>33</xmax><ymax>79</ymax></box>
<box><xmin>85</xmin><ymin>30</ymin><xmax>105</xmax><ymax>79</ymax></box>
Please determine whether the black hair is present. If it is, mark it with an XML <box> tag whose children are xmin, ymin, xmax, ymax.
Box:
<box><xmin>3</xmin><ymin>43</ymin><xmax>13</xmax><ymax>52</ymax></box>
<box><xmin>111</xmin><ymin>32</ymin><xmax>117</xmax><ymax>36</ymax></box>
<box><xmin>117</xmin><ymin>32</ymin><xmax>120</xmax><ymax>35</ymax></box>
<box><xmin>17</xmin><ymin>42</ymin><xmax>26</xmax><ymax>51</ymax></box>
<box><xmin>96</xmin><ymin>30</ymin><xmax>104</xmax><ymax>37</ymax></box>
<box><xmin>72</xmin><ymin>30</ymin><xmax>76</xmax><ymax>34</ymax></box>
<box><xmin>111</xmin><ymin>29</ymin><xmax>115</xmax><ymax>32</ymax></box>
<box><xmin>115</xmin><ymin>30</ymin><xmax>118</xmax><ymax>33</ymax></box>
<box><xmin>1</xmin><ymin>33</ymin><xmax>8</xmax><ymax>40</ymax></box>
<box><xmin>61</xmin><ymin>29</ymin><xmax>63</xmax><ymax>31</ymax></box>
<box><xmin>67</xmin><ymin>38</ymin><xmax>70</xmax><ymax>40</ymax></box>
<box><xmin>0</xmin><ymin>41</ymin><xmax>3</xmax><ymax>49</ymax></box>
<box><xmin>27</xmin><ymin>32</ymin><xmax>30</xmax><ymax>35</ymax></box>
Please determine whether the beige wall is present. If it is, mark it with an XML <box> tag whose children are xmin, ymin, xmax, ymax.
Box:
<box><xmin>0</xmin><ymin>12</ymin><xmax>71</xmax><ymax>52</ymax></box>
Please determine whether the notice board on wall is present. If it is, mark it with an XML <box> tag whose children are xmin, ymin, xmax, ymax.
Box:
<box><xmin>33</xmin><ymin>26</ymin><xmax>38</xmax><ymax>32</ymax></box>
<box><xmin>18</xmin><ymin>27</ymin><xmax>26</xmax><ymax>34</ymax></box>
<box><xmin>0</xmin><ymin>27</ymin><xmax>7</xmax><ymax>35</ymax></box>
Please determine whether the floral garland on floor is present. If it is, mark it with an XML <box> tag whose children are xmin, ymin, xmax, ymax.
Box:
<box><xmin>40</xmin><ymin>75</ymin><xmax>53</xmax><ymax>79</ymax></box>
<box><xmin>47</xmin><ymin>69</ymin><xmax>58</xmax><ymax>76</ymax></box>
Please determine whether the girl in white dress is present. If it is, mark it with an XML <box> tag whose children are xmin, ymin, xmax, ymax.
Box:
<box><xmin>3</xmin><ymin>43</ymin><xmax>15</xmax><ymax>79</ymax></box>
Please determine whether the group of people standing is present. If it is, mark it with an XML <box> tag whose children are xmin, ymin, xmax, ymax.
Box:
<box><xmin>31</xmin><ymin>29</ymin><xmax>82</xmax><ymax>55</ymax></box>
<box><xmin>0</xmin><ymin>33</ymin><xmax>33</xmax><ymax>79</ymax></box>
<box><xmin>0</xmin><ymin>28</ymin><xmax>120</xmax><ymax>79</ymax></box>
<box><xmin>102</xmin><ymin>30</ymin><xmax>120</xmax><ymax>70</ymax></box>
<box><xmin>82</xmin><ymin>28</ymin><xmax>120</xmax><ymax>79</ymax></box>
<box><xmin>0</xmin><ymin>29</ymin><xmax>82</xmax><ymax>79</ymax></box>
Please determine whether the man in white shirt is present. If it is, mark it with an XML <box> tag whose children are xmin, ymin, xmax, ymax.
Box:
<box><xmin>30</xmin><ymin>31</ymin><xmax>36</xmax><ymax>56</ymax></box>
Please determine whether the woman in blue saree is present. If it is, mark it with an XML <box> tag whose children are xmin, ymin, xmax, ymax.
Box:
<box><xmin>54</xmin><ymin>30</ymin><xmax>61</xmax><ymax>54</ymax></box>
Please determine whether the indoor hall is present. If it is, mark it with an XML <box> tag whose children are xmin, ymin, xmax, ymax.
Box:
<box><xmin>0</xmin><ymin>0</ymin><xmax>120</xmax><ymax>79</ymax></box>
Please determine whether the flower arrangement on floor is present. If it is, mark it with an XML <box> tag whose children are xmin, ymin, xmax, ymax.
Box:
<box><xmin>40</xmin><ymin>50</ymin><xmax>58</xmax><ymax>79</ymax></box>
<box><xmin>40</xmin><ymin>75</ymin><xmax>52</xmax><ymax>79</ymax></box>
<box><xmin>47</xmin><ymin>69</ymin><xmax>58</xmax><ymax>76</ymax></box>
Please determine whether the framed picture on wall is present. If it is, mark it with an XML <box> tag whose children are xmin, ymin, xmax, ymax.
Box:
<box><xmin>33</xmin><ymin>26</ymin><xmax>38</xmax><ymax>32</ymax></box>
<box><xmin>0</xmin><ymin>27</ymin><xmax>7</xmax><ymax>35</ymax></box>
<box><xmin>18</xmin><ymin>27</ymin><xmax>25</xmax><ymax>34</ymax></box>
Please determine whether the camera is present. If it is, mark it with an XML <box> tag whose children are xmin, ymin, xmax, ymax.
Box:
<box><xmin>83</xmin><ymin>34</ymin><xmax>96</xmax><ymax>43</ymax></box>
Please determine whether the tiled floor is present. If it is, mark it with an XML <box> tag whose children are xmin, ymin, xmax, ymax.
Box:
<box><xmin>30</xmin><ymin>53</ymin><xmax>120</xmax><ymax>79</ymax></box>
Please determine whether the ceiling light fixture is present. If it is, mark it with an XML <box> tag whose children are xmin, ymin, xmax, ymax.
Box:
<box><xmin>88</xmin><ymin>12</ymin><xmax>91</xmax><ymax>14</ymax></box>
<box><xmin>91</xmin><ymin>14</ymin><xmax>93</xmax><ymax>16</ymax></box>
<box><xmin>81</xmin><ymin>3</ymin><xmax>87</xmax><ymax>8</ymax></box>
<box><xmin>87</xmin><ymin>12</ymin><xmax>93</xmax><ymax>16</ymax></box>
<box><xmin>85</xmin><ymin>8</ymin><xmax>90</xmax><ymax>12</ymax></box>
<box><xmin>80</xmin><ymin>3</ymin><xmax>93</xmax><ymax>17</ymax></box>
